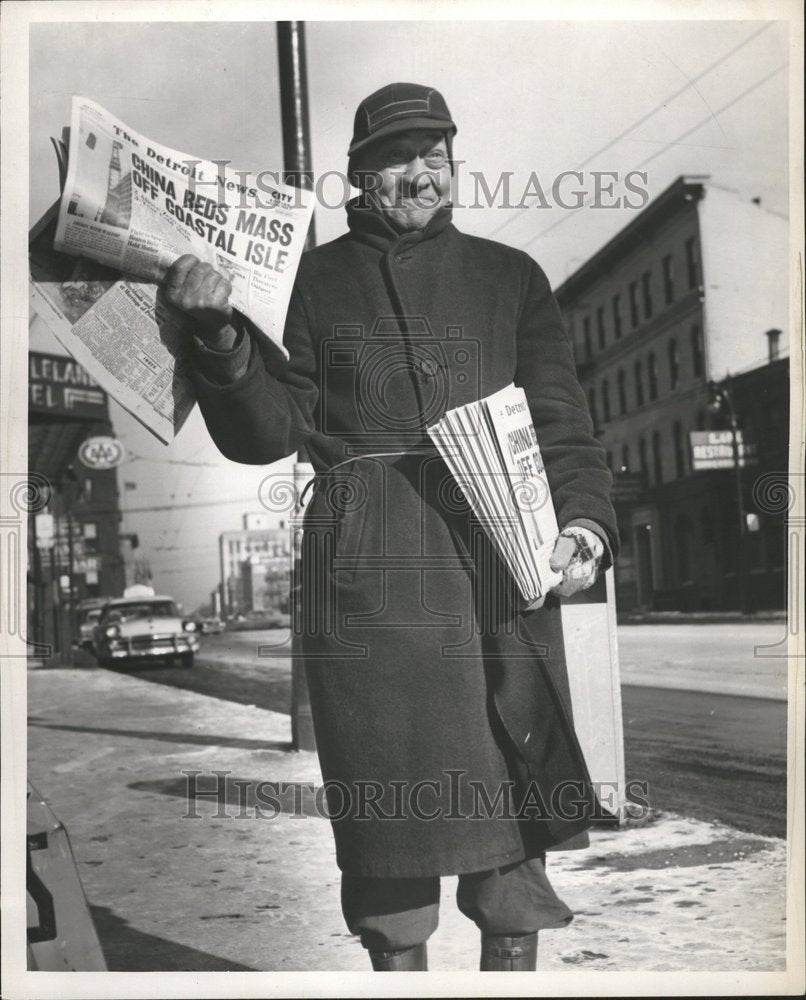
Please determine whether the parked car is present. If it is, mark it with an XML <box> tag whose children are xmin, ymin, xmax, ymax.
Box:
<box><xmin>226</xmin><ymin>609</ymin><xmax>290</xmax><ymax>631</ymax></box>
<box><xmin>91</xmin><ymin>595</ymin><xmax>199</xmax><ymax>668</ymax></box>
<box><xmin>75</xmin><ymin>603</ymin><xmax>104</xmax><ymax>649</ymax></box>
<box><xmin>199</xmin><ymin>616</ymin><xmax>224</xmax><ymax>635</ymax></box>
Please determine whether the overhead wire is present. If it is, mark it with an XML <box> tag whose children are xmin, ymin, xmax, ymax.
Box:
<box><xmin>485</xmin><ymin>21</ymin><xmax>776</xmax><ymax>240</ymax></box>
<box><xmin>518</xmin><ymin>60</ymin><xmax>788</xmax><ymax>252</ymax></box>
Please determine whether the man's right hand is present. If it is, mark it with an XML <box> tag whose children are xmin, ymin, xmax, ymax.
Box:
<box><xmin>163</xmin><ymin>254</ymin><xmax>237</xmax><ymax>350</ymax></box>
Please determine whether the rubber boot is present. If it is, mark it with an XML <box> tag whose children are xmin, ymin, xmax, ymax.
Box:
<box><xmin>480</xmin><ymin>932</ymin><xmax>538</xmax><ymax>971</ymax></box>
<box><xmin>369</xmin><ymin>943</ymin><xmax>428</xmax><ymax>971</ymax></box>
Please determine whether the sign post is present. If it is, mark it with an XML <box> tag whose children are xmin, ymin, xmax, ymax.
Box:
<box><xmin>278</xmin><ymin>20</ymin><xmax>317</xmax><ymax>751</ymax></box>
<box><xmin>700</xmin><ymin>379</ymin><xmax>754</xmax><ymax>612</ymax></box>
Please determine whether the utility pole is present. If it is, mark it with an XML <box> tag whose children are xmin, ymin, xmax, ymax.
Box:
<box><xmin>277</xmin><ymin>21</ymin><xmax>317</xmax><ymax>751</ymax></box>
<box><xmin>277</xmin><ymin>21</ymin><xmax>317</xmax><ymax>249</ymax></box>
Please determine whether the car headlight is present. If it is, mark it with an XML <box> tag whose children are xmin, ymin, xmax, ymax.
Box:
<box><xmin>105</xmin><ymin>625</ymin><xmax>121</xmax><ymax>638</ymax></box>
<box><xmin>182</xmin><ymin>620</ymin><xmax>198</xmax><ymax>632</ymax></box>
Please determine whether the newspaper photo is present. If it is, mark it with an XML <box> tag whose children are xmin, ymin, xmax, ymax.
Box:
<box><xmin>29</xmin><ymin>205</ymin><xmax>197</xmax><ymax>444</ymax></box>
<box><xmin>54</xmin><ymin>96</ymin><xmax>315</xmax><ymax>353</ymax></box>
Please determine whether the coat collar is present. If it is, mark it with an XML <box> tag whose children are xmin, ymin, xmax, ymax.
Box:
<box><xmin>345</xmin><ymin>195</ymin><xmax>453</xmax><ymax>253</ymax></box>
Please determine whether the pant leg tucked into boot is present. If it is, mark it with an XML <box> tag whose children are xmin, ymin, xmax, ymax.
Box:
<box><xmin>341</xmin><ymin>873</ymin><xmax>439</xmax><ymax>971</ymax></box>
<box><xmin>456</xmin><ymin>855</ymin><xmax>573</xmax><ymax>971</ymax></box>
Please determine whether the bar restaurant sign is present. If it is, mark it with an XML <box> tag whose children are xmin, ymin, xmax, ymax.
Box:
<box><xmin>690</xmin><ymin>430</ymin><xmax>758</xmax><ymax>470</ymax></box>
<box><xmin>29</xmin><ymin>352</ymin><xmax>107</xmax><ymax>419</ymax></box>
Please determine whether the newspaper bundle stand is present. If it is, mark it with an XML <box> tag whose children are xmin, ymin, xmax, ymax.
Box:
<box><xmin>429</xmin><ymin>385</ymin><xmax>626</xmax><ymax>819</ymax></box>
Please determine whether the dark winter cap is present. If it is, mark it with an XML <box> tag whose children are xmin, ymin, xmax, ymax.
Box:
<box><xmin>348</xmin><ymin>82</ymin><xmax>457</xmax><ymax>161</ymax></box>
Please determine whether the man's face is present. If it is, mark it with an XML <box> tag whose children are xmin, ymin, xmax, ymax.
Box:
<box><xmin>356</xmin><ymin>129</ymin><xmax>451</xmax><ymax>232</ymax></box>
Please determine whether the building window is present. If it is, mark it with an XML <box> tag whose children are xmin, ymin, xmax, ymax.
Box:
<box><xmin>668</xmin><ymin>338</ymin><xmax>680</xmax><ymax>390</ymax></box>
<box><xmin>601</xmin><ymin>379</ymin><xmax>611</xmax><ymax>422</ymax></box>
<box><xmin>621</xmin><ymin>444</ymin><xmax>630</xmax><ymax>472</ymax></box>
<box><xmin>662</xmin><ymin>254</ymin><xmax>674</xmax><ymax>305</ymax></box>
<box><xmin>766</xmin><ymin>328</ymin><xmax>781</xmax><ymax>362</ymax></box>
<box><xmin>673</xmin><ymin>421</ymin><xmax>685</xmax><ymax>478</ymax></box>
<box><xmin>685</xmin><ymin>236</ymin><xmax>699</xmax><ymax>289</ymax></box>
<box><xmin>638</xmin><ymin>436</ymin><xmax>648</xmax><ymax>480</ymax></box>
<box><xmin>612</xmin><ymin>294</ymin><xmax>622</xmax><ymax>339</ymax></box>
<box><xmin>583</xmin><ymin>316</ymin><xmax>592</xmax><ymax>360</ymax></box>
<box><xmin>596</xmin><ymin>306</ymin><xmax>606</xmax><ymax>349</ymax></box>
<box><xmin>588</xmin><ymin>387</ymin><xmax>597</xmax><ymax>427</ymax></box>
<box><xmin>648</xmin><ymin>352</ymin><xmax>658</xmax><ymax>400</ymax></box>
<box><xmin>642</xmin><ymin>271</ymin><xmax>653</xmax><ymax>319</ymax></box>
<box><xmin>617</xmin><ymin>368</ymin><xmax>627</xmax><ymax>415</ymax></box>
<box><xmin>652</xmin><ymin>430</ymin><xmax>663</xmax><ymax>484</ymax></box>
<box><xmin>83</xmin><ymin>521</ymin><xmax>97</xmax><ymax>554</ymax></box>
<box><xmin>691</xmin><ymin>324</ymin><xmax>704</xmax><ymax>377</ymax></box>
<box><xmin>634</xmin><ymin>360</ymin><xmax>644</xmax><ymax>406</ymax></box>
<box><xmin>628</xmin><ymin>281</ymin><xmax>639</xmax><ymax>328</ymax></box>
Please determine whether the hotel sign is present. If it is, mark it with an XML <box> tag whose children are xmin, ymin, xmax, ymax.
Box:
<box><xmin>29</xmin><ymin>352</ymin><xmax>108</xmax><ymax>420</ymax></box>
<box><xmin>690</xmin><ymin>430</ymin><xmax>758</xmax><ymax>471</ymax></box>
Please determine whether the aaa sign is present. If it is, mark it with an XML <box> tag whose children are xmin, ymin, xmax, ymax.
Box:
<box><xmin>78</xmin><ymin>436</ymin><xmax>126</xmax><ymax>471</ymax></box>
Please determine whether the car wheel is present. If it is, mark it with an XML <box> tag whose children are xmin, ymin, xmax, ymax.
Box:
<box><xmin>179</xmin><ymin>651</ymin><xmax>195</xmax><ymax>669</ymax></box>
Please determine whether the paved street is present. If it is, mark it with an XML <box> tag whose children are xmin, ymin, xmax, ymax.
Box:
<box><xmin>617</xmin><ymin>622</ymin><xmax>788</xmax><ymax>700</ymax></box>
<box><xmin>76</xmin><ymin>620</ymin><xmax>789</xmax><ymax>839</ymax></box>
<box><xmin>622</xmin><ymin>686</ymin><xmax>786</xmax><ymax>838</ymax></box>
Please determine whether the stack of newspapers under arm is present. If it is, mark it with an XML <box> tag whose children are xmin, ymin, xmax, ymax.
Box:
<box><xmin>428</xmin><ymin>383</ymin><xmax>563</xmax><ymax>610</ymax></box>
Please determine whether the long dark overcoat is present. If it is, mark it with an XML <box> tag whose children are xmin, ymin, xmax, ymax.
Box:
<box><xmin>190</xmin><ymin>201</ymin><xmax>618</xmax><ymax>878</ymax></box>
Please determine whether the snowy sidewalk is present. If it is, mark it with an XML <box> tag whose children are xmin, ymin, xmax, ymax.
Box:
<box><xmin>26</xmin><ymin>663</ymin><xmax>787</xmax><ymax>974</ymax></box>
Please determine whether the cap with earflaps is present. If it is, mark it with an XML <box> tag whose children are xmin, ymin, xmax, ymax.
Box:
<box><xmin>348</xmin><ymin>82</ymin><xmax>457</xmax><ymax>164</ymax></box>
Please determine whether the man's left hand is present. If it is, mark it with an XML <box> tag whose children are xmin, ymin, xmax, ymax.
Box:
<box><xmin>549</xmin><ymin>526</ymin><xmax>604</xmax><ymax>597</ymax></box>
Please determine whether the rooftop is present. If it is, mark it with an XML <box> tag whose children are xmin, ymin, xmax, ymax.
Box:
<box><xmin>554</xmin><ymin>174</ymin><xmax>711</xmax><ymax>305</ymax></box>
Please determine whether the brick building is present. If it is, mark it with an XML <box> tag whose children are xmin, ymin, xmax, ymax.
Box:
<box><xmin>27</xmin><ymin>349</ymin><xmax>126</xmax><ymax>652</ymax></box>
<box><xmin>554</xmin><ymin>175</ymin><xmax>789</xmax><ymax>612</ymax></box>
<box><xmin>218</xmin><ymin>513</ymin><xmax>291</xmax><ymax>617</ymax></box>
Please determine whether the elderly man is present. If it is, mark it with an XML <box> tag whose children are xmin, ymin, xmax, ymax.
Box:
<box><xmin>164</xmin><ymin>82</ymin><xmax>618</xmax><ymax>972</ymax></box>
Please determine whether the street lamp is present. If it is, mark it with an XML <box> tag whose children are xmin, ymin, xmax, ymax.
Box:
<box><xmin>707</xmin><ymin>377</ymin><xmax>750</xmax><ymax>613</ymax></box>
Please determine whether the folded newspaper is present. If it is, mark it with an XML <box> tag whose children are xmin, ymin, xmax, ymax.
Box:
<box><xmin>29</xmin><ymin>96</ymin><xmax>315</xmax><ymax>443</ymax></box>
<box><xmin>427</xmin><ymin>384</ymin><xmax>563</xmax><ymax>609</ymax></box>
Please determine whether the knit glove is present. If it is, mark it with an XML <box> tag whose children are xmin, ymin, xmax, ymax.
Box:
<box><xmin>549</xmin><ymin>525</ymin><xmax>604</xmax><ymax>597</ymax></box>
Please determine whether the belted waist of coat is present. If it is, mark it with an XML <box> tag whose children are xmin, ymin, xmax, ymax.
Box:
<box><xmin>301</xmin><ymin>445</ymin><xmax>443</xmax><ymax>508</ymax></box>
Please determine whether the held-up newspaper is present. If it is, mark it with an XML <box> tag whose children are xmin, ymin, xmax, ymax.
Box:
<box><xmin>428</xmin><ymin>384</ymin><xmax>563</xmax><ymax>609</ymax></box>
<box><xmin>29</xmin><ymin>96</ymin><xmax>315</xmax><ymax>443</ymax></box>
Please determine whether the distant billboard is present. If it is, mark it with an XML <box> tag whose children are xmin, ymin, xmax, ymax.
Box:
<box><xmin>690</xmin><ymin>430</ymin><xmax>758</xmax><ymax>470</ymax></box>
<box><xmin>29</xmin><ymin>352</ymin><xmax>107</xmax><ymax>420</ymax></box>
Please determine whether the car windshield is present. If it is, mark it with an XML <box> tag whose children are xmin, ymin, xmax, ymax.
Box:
<box><xmin>103</xmin><ymin>601</ymin><xmax>178</xmax><ymax>622</ymax></box>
